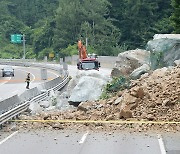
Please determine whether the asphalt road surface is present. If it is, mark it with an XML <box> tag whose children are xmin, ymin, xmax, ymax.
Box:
<box><xmin>0</xmin><ymin>65</ymin><xmax>59</xmax><ymax>100</ymax></box>
<box><xmin>0</xmin><ymin>130</ymin><xmax>179</xmax><ymax>154</ymax></box>
<box><xmin>47</xmin><ymin>63</ymin><xmax>112</xmax><ymax>78</ymax></box>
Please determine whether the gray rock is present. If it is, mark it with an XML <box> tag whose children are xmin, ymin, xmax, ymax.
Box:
<box><xmin>114</xmin><ymin>97</ymin><xmax>123</xmax><ymax>105</ymax></box>
<box><xmin>39</xmin><ymin>101</ymin><xmax>50</xmax><ymax>108</ymax></box>
<box><xmin>130</xmin><ymin>64</ymin><xmax>150</xmax><ymax>79</ymax></box>
<box><xmin>147</xmin><ymin>37</ymin><xmax>180</xmax><ymax>69</ymax></box>
<box><xmin>29</xmin><ymin>102</ymin><xmax>44</xmax><ymax>114</ymax></box>
<box><xmin>112</xmin><ymin>49</ymin><xmax>150</xmax><ymax>77</ymax></box>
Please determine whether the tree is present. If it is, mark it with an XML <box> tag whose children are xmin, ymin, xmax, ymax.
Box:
<box><xmin>108</xmin><ymin>0</ymin><xmax>173</xmax><ymax>49</ymax></box>
<box><xmin>171</xmin><ymin>0</ymin><xmax>180</xmax><ymax>33</ymax></box>
<box><xmin>53</xmin><ymin>0</ymin><xmax>120</xmax><ymax>56</ymax></box>
<box><xmin>8</xmin><ymin>0</ymin><xmax>59</xmax><ymax>27</ymax></box>
<box><xmin>31</xmin><ymin>19</ymin><xmax>55</xmax><ymax>56</ymax></box>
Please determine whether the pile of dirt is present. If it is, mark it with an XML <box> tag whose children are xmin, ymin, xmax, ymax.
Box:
<box><xmin>17</xmin><ymin>66</ymin><xmax>180</xmax><ymax>132</ymax></box>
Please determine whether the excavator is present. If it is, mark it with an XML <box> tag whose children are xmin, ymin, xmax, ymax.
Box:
<box><xmin>77</xmin><ymin>40</ymin><xmax>100</xmax><ymax>70</ymax></box>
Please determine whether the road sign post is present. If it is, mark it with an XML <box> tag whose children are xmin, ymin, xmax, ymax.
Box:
<box><xmin>23</xmin><ymin>34</ymin><xmax>26</xmax><ymax>59</ymax></box>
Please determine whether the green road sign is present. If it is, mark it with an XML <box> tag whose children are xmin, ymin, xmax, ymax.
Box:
<box><xmin>11</xmin><ymin>34</ymin><xmax>22</xmax><ymax>43</ymax></box>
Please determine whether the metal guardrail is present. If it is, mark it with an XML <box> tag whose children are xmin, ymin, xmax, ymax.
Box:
<box><xmin>0</xmin><ymin>95</ymin><xmax>21</xmax><ymax>115</ymax></box>
<box><xmin>0</xmin><ymin>60</ymin><xmax>69</xmax><ymax>126</ymax></box>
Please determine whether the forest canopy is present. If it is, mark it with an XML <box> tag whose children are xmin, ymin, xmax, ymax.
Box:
<box><xmin>0</xmin><ymin>0</ymin><xmax>178</xmax><ymax>59</ymax></box>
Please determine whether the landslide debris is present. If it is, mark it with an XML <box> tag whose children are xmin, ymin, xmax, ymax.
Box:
<box><xmin>17</xmin><ymin>66</ymin><xmax>180</xmax><ymax>132</ymax></box>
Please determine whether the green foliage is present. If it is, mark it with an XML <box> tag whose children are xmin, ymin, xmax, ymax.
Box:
<box><xmin>60</xmin><ymin>44</ymin><xmax>78</xmax><ymax>57</ymax></box>
<box><xmin>0</xmin><ymin>0</ymin><xmax>175</xmax><ymax>59</ymax></box>
<box><xmin>153</xmin><ymin>18</ymin><xmax>174</xmax><ymax>34</ymax></box>
<box><xmin>109</xmin><ymin>0</ymin><xmax>173</xmax><ymax>49</ymax></box>
<box><xmin>7</xmin><ymin>0</ymin><xmax>59</xmax><ymax>27</ymax></box>
<box><xmin>53</xmin><ymin>0</ymin><xmax>120</xmax><ymax>56</ymax></box>
<box><xmin>31</xmin><ymin>19</ymin><xmax>54</xmax><ymax>56</ymax></box>
<box><xmin>150</xmin><ymin>51</ymin><xmax>165</xmax><ymax>70</ymax></box>
<box><xmin>25</xmin><ymin>46</ymin><xmax>36</xmax><ymax>59</ymax></box>
<box><xmin>37</xmin><ymin>48</ymin><xmax>54</xmax><ymax>60</ymax></box>
<box><xmin>0</xmin><ymin>44</ymin><xmax>22</xmax><ymax>58</ymax></box>
<box><xmin>171</xmin><ymin>0</ymin><xmax>180</xmax><ymax>33</ymax></box>
<box><xmin>106</xmin><ymin>76</ymin><xmax>131</xmax><ymax>92</ymax></box>
<box><xmin>101</xmin><ymin>76</ymin><xmax>131</xmax><ymax>99</ymax></box>
<box><xmin>0</xmin><ymin>44</ymin><xmax>35</xmax><ymax>59</ymax></box>
<box><xmin>111</xmin><ymin>44</ymin><xmax>129</xmax><ymax>56</ymax></box>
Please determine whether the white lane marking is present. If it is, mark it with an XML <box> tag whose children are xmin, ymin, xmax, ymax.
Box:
<box><xmin>79</xmin><ymin>131</ymin><xmax>89</xmax><ymax>144</ymax></box>
<box><xmin>0</xmin><ymin>131</ymin><xmax>18</xmax><ymax>145</ymax></box>
<box><xmin>0</xmin><ymin>77</ymin><xmax>11</xmax><ymax>86</ymax></box>
<box><xmin>157</xmin><ymin>134</ymin><xmax>167</xmax><ymax>154</ymax></box>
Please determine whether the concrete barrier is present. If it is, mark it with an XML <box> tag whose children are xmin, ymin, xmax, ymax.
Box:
<box><xmin>0</xmin><ymin>95</ymin><xmax>21</xmax><ymax>114</ymax></box>
<box><xmin>19</xmin><ymin>87</ymin><xmax>41</xmax><ymax>102</ymax></box>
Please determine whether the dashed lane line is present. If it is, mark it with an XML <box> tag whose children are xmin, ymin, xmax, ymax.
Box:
<box><xmin>0</xmin><ymin>131</ymin><xmax>18</xmax><ymax>145</ymax></box>
<box><xmin>157</xmin><ymin>134</ymin><xmax>167</xmax><ymax>154</ymax></box>
<box><xmin>79</xmin><ymin>131</ymin><xmax>89</xmax><ymax>144</ymax></box>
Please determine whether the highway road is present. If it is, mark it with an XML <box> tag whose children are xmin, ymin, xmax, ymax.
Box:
<box><xmin>0</xmin><ymin>130</ymin><xmax>179</xmax><ymax>154</ymax></box>
<box><xmin>0</xmin><ymin>64</ymin><xmax>179</xmax><ymax>154</ymax></box>
<box><xmin>48</xmin><ymin>63</ymin><xmax>112</xmax><ymax>78</ymax></box>
<box><xmin>0</xmin><ymin>65</ymin><xmax>60</xmax><ymax>101</ymax></box>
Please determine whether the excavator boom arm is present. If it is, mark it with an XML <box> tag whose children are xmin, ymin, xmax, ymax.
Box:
<box><xmin>78</xmin><ymin>40</ymin><xmax>87</xmax><ymax>59</ymax></box>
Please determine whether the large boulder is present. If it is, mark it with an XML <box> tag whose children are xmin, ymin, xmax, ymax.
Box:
<box><xmin>68</xmin><ymin>70</ymin><xmax>110</xmax><ymax>103</ymax></box>
<box><xmin>147</xmin><ymin>36</ymin><xmax>180</xmax><ymax>70</ymax></box>
<box><xmin>111</xmin><ymin>49</ymin><xmax>150</xmax><ymax>77</ymax></box>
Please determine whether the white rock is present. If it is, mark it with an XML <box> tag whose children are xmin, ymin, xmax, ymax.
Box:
<box><xmin>29</xmin><ymin>102</ymin><xmax>44</xmax><ymax>114</ymax></box>
<box><xmin>68</xmin><ymin>71</ymin><xmax>110</xmax><ymax>103</ymax></box>
<box><xmin>39</xmin><ymin>101</ymin><xmax>50</xmax><ymax>108</ymax></box>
